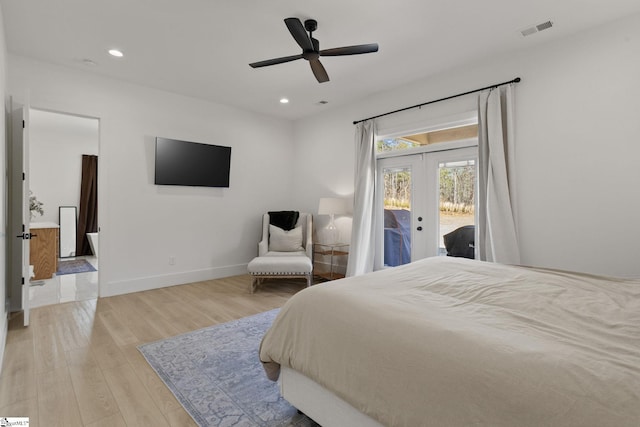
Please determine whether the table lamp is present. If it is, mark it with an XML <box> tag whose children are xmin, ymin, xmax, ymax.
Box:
<box><xmin>318</xmin><ymin>197</ymin><xmax>348</xmax><ymax>244</ymax></box>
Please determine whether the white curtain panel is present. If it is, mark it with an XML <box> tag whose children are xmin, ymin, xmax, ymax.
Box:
<box><xmin>477</xmin><ymin>84</ymin><xmax>521</xmax><ymax>264</ymax></box>
<box><xmin>346</xmin><ymin>120</ymin><xmax>377</xmax><ymax>277</ymax></box>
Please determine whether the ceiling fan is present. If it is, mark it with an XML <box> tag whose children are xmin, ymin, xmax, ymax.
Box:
<box><xmin>249</xmin><ymin>17</ymin><xmax>379</xmax><ymax>83</ymax></box>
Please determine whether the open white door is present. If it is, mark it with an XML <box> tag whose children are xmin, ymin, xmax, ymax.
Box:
<box><xmin>9</xmin><ymin>101</ymin><xmax>31</xmax><ymax>326</ymax></box>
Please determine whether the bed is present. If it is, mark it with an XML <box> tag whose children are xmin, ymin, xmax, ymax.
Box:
<box><xmin>259</xmin><ymin>256</ymin><xmax>640</xmax><ymax>426</ymax></box>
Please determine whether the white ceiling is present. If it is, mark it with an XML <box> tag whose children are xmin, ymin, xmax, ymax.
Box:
<box><xmin>3</xmin><ymin>0</ymin><xmax>640</xmax><ymax>121</ymax></box>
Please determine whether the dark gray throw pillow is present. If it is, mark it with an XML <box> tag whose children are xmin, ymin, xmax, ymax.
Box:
<box><xmin>268</xmin><ymin>211</ymin><xmax>300</xmax><ymax>231</ymax></box>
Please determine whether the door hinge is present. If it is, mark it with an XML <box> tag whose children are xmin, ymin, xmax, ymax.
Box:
<box><xmin>21</xmin><ymin>277</ymin><xmax>24</xmax><ymax>285</ymax></box>
<box><xmin>22</xmin><ymin>120</ymin><xmax>25</xmax><ymax>129</ymax></box>
<box><xmin>22</xmin><ymin>172</ymin><xmax>25</xmax><ymax>180</ymax></box>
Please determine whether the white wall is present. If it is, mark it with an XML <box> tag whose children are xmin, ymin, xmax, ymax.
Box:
<box><xmin>29</xmin><ymin>110</ymin><xmax>99</xmax><ymax>224</ymax></box>
<box><xmin>293</xmin><ymin>13</ymin><xmax>640</xmax><ymax>278</ymax></box>
<box><xmin>8</xmin><ymin>55</ymin><xmax>296</xmax><ymax>296</ymax></box>
<box><xmin>5</xmin><ymin>11</ymin><xmax>640</xmax><ymax>305</ymax></box>
<box><xmin>0</xmin><ymin>4</ymin><xmax>7</xmax><ymax>373</ymax></box>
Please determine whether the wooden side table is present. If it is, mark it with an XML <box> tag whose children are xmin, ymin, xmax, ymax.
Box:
<box><xmin>314</xmin><ymin>243</ymin><xmax>349</xmax><ymax>281</ymax></box>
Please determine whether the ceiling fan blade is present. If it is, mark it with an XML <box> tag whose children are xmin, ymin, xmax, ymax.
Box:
<box><xmin>249</xmin><ymin>54</ymin><xmax>304</xmax><ymax>68</ymax></box>
<box><xmin>310</xmin><ymin>59</ymin><xmax>329</xmax><ymax>83</ymax></box>
<box><xmin>320</xmin><ymin>43</ymin><xmax>379</xmax><ymax>57</ymax></box>
<box><xmin>285</xmin><ymin>17</ymin><xmax>313</xmax><ymax>51</ymax></box>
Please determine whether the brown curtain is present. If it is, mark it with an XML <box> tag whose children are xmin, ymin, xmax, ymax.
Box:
<box><xmin>77</xmin><ymin>155</ymin><xmax>98</xmax><ymax>256</ymax></box>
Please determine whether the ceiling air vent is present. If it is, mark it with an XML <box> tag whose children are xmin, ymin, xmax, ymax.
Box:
<box><xmin>520</xmin><ymin>20</ymin><xmax>553</xmax><ymax>37</ymax></box>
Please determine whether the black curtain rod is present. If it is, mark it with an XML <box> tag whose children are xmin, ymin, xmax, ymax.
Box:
<box><xmin>352</xmin><ymin>77</ymin><xmax>521</xmax><ymax>125</ymax></box>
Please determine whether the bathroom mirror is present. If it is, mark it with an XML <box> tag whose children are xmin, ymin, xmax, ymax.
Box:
<box><xmin>59</xmin><ymin>206</ymin><xmax>77</xmax><ymax>258</ymax></box>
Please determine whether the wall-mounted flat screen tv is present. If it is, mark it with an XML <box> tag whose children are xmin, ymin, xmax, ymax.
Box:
<box><xmin>155</xmin><ymin>137</ymin><xmax>231</xmax><ymax>187</ymax></box>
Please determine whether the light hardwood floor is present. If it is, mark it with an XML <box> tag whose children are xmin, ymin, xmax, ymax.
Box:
<box><xmin>0</xmin><ymin>275</ymin><xmax>306</xmax><ymax>426</ymax></box>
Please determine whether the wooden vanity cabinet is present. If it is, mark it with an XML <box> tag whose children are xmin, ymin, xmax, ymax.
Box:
<box><xmin>29</xmin><ymin>224</ymin><xmax>59</xmax><ymax>280</ymax></box>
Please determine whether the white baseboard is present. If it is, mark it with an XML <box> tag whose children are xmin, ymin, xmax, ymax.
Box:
<box><xmin>101</xmin><ymin>263</ymin><xmax>249</xmax><ymax>297</ymax></box>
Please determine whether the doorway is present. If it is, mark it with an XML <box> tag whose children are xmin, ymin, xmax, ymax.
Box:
<box><xmin>28</xmin><ymin>109</ymin><xmax>100</xmax><ymax>307</ymax></box>
<box><xmin>375</xmin><ymin>130</ymin><xmax>477</xmax><ymax>269</ymax></box>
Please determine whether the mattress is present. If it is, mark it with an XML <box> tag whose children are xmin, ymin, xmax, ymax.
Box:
<box><xmin>260</xmin><ymin>257</ymin><xmax>640</xmax><ymax>426</ymax></box>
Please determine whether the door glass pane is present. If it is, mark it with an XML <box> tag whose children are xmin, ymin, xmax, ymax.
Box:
<box><xmin>439</xmin><ymin>159</ymin><xmax>475</xmax><ymax>257</ymax></box>
<box><xmin>383</xmin><ymin>167</ymin><xmax>412</xmax><ymax>266</ymax></box>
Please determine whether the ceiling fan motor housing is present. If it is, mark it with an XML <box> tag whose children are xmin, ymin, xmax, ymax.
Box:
<box><xmin>303</xmin><ymin>50</ymin><xmax>320</xmax><ymax>60</ymax></box>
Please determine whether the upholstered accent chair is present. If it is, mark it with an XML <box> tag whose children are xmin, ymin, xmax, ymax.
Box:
<box><xmin>247</xmin><ymin>212</ymin><xmax>313</xmax><ymax>293</ymax></box>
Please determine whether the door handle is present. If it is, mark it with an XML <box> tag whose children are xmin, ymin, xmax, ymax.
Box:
<box><xmin>15</xmin><ymin>233</ymin><xmax>37</xmax><ymax>240</ymax></box>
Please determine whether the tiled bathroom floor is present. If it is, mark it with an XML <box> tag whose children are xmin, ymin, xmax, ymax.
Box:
<box><xmin>29</xmin><ymin>255</ymin><xmax>99</xmax><ymax>308</ymax></box>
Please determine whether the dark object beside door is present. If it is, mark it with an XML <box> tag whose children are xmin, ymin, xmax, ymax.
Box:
<box><xmin>444</xmin><ymin>225</ymin><xmax>475</xmax><ymax>259</ymax></box>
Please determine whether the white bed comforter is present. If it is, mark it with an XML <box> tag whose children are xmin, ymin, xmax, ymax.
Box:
<box><xmin>260</xmin><ymin>257</ymin><xmax>640</xmax><ymax>427</ymax></box>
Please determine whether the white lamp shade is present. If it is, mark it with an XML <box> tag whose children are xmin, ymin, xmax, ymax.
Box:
<box><xmin>318</xmin><ymin>197</ymin><xmax>348</xmax><ymax>215</ymax></box>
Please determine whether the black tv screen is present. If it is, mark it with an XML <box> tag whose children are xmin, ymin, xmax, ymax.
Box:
<box><xmin>155</xmin><ymin>137</ymin><xmax>231</xmax><ymax>187</ymax></box>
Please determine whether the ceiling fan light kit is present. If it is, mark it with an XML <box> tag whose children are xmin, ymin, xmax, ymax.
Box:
<box><xmin>249</xmin><ymin>17</ymin><xmax>379</xmax><ymax>83</ymax></box>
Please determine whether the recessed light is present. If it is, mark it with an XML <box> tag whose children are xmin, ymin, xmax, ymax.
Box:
<box><xmin>108</xmin><ymin>49</ymin><xmax>124</xmax><ymax>58</ymax></box>
<box><xmin>280</xmin><ymin>98</ymin><xmax>289</xmax><ymax>104</ymax></box>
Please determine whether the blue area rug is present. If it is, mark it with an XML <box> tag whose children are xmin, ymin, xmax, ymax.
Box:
<box><xmin>138</xmin><ymin>309</ymin><xmax>317</xmax><ymax>427</ymax></box>
<box><xmin>56</xmin><ymin>259</ymin><xmax>97</xmax><ymax>275</ymax></box>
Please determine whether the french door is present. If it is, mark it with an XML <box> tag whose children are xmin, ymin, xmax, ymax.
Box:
<box><xmin>375</xmin><ymin>146</ymin><xmax>477</xmax><ymax>269</ymax></box>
